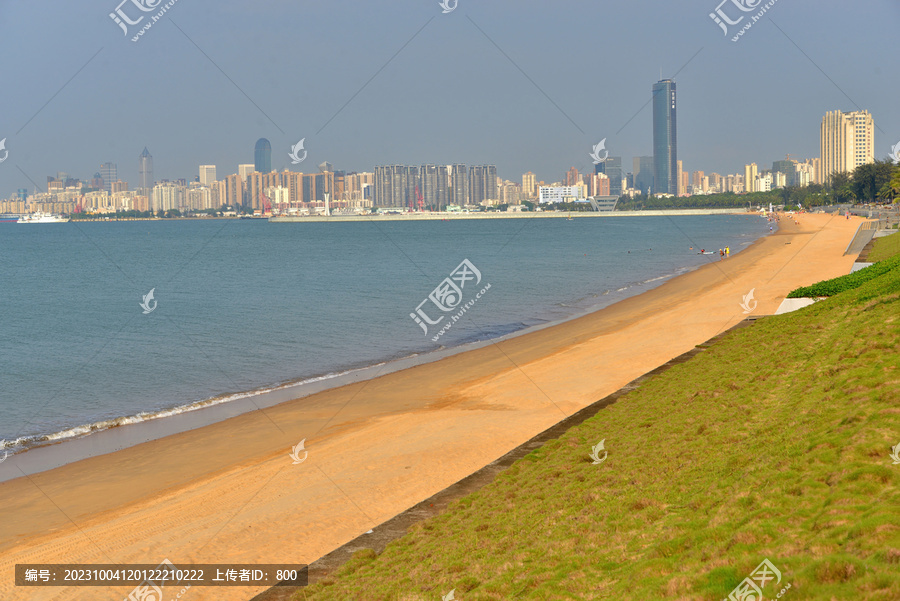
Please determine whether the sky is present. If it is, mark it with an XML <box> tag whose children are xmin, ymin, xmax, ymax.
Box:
<box><xmin>0</xmin><ymin>0</ymin><xmax>897</xmax><ymax>196</ymax></box>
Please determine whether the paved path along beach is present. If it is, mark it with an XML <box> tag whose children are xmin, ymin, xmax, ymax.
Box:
<box><xmin>0</xmin><ymin>213</ymin><xmax>863</xmax><ymax>601</ymax></box>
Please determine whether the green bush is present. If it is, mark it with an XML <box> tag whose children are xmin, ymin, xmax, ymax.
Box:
<box><xmin>786</xmin><ymin>254</ymin><xmax>900</xmax><ymax>298</ymax></box>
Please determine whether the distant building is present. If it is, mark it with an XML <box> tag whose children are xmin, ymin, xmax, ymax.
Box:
<box><xmin>522</xmin><ymin>172</ymin><xmax>537</xmax><ymax>199</ymax></box>
<box><xmin>539</xmin><ymin>185</ymin><xmax>584</xmax><ymax>204</ymax></box>
<box><xmin>633</xmin><ymin>156</ymin><xmax>653</xmax><ymax>196</ymax></box>
<box><xmin>744</xmin><ymin>163</ymin><xmax>758</xmax><ymax>193</ymax></box>
<box><xmin>676</xmin><ymin>160</ymin><xmax>684</xmax><ymax>196</ymax></box>
<box><xmin>139</xmin><ymin>148</ymin><xmax>153</xmax><ymax>196</ymax></box>
<box><xmin>199</xmin><ymin>165</ymin><xmax>217</xmax><ymax>186</ymax></box>
<box><xmin>238</xmin><ymin>164</ymin><xmax>255</xmax><ymax>181</ymax></box>
<box><xmin>595</xmin><ymin>157</ymin><xmax>623</xmax><ymax>196</ymax></box>
<box><xmin>254</xmin><ymin>138</ymin><xmax>272</xmax><ymax>174</ymax></box>
<box><xmin>451</xmin><ymin>164</ymin><xmax>468</xmax><ymax>207</ymax></box>
<box><xmin>589</xmin><ymin>173</ymin><xmax>610</xmax><ymax>196</ymax></box>
<box><xmin>652</xmin><ymin>78</ymin><xmax>677</xmax><ymax>195</ymax></box>
<box><xmin>100</xmin><ymin>162</ymin><xmax>117</xmax><ymax>194</ymax></box>
<box><xmin>469</xmin><ymin>165</ymin><xmax>498</xmax><ymax>205</ymax></box>
<box><xmin>820</xmin><ymin>109</ymin><xmax>874</xmax><ymax>183</ymax></box>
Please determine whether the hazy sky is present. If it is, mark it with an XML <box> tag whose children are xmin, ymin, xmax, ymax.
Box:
<box><xmin>1</xmin><ymin>0</ymin><xmax>897</xmax><ymax>195</ymax></box>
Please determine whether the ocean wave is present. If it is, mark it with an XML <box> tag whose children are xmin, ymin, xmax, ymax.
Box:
<box><xmin>0</xmin><ymin>364</ymin><xmax>389</xmax><ymax>456</ymax></box>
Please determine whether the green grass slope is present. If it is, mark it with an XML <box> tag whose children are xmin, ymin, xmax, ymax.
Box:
<box><xmin>295</xmin><ymin>237</ymin><xmax>900</xmax><ymax>601</ymax></box>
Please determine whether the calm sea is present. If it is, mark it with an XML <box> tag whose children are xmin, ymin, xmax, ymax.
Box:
<box><xmin>0</xmin><ymin>214</ymin><xmax>769</xmax><ymax>454</ymax></box>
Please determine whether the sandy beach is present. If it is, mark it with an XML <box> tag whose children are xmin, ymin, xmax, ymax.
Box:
<box><xmin>0</xmin><ymin>213</ymin><xmax>863</xmax><ymax>601</ymax></box>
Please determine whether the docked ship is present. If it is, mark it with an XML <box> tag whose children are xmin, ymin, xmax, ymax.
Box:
<box><xmin>0</xmin><ymin>213</ymin><xmax>22</xmax><ymax>223</ymax></box>
<box><xmin>17</xmin><ymin>212</ymin><xmax>70</xmax><ymax>223</ymax></box>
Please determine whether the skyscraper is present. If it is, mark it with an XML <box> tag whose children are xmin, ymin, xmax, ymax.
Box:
<box><xmin>820</xmin><ymin>110</ymin><xmax>875</xmax><ymax>184</ymax></box>
<box><xmin>744</xmin><ymin>163</ymin><xmax>758</xmax><ymax>193</ymax></box>
<box><xmin>652</xmin><ymin>78</ymin><xmax>677</xmax><ymax>195</ymax></box>
<box><xmin>633</xmin><ymin>156</ymin><xmax>654</xmax><ymax>195</ymax></box>
<box><xmin>254</xmin><ymin>138</ymin><xmax>272</xmax><ymax>174</ymax></box>
<box><xmin>676</xmin><ymin>160</ymin><xmax>684</xmax><ymax>196</ymax></box>
<box><xmin>100</xmin><ymin>162</ymin><xmax>117</xmax><ymax>194</ymax></box>
<box><xmin>468</xmin><ymin>165</ymin><xmax>498</xmax><ymax>205</ymax></box>
<box><xmin>451</xmin><ymin>164</ymin><xmax>468</xmax><ymax>206</ymax></box>
<box><xmin>238</xmin><ymin>164</ymin><xmax>255</xmax><ymax>181</ymax></box>
<box><xmin>595</xmin><ymin>157</ymin><xmax>623</xmax><ymax>196</ymax></box>
<box><xmin>199</xmin><ymin>165</ymin><xmax>217</xmax><ymax>186</ymax></box>
<box><xmin>522</xmin><ymin>172</ymin><xmax>537</xmax><ymax>199</ymax></box>
<box><xmin>139</xmin><ymin>148</ymin><xmax>153</xmax><ymax>196</ymax></box>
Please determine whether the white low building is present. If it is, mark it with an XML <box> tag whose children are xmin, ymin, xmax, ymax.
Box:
<box><xmin>539</xmin><ymin>186</ymin><xmax>585</xmax><ymax>204</ymax></box>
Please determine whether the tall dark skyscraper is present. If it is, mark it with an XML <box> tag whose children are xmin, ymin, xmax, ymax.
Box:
<box><xmin>652</xmin><ymin>78</ymin><xmax>677</xmax><ymax>195</ymax></box>
<box><xmin>99</xmin><ymin>162</ymin><xmax>117</xmax><ymax>194</ymax></box>
<box><xmin>254</xmin><ymin>138</ymin><xmax>272</xmax><ymax>173</ymax></box>
<box><xmin>138</xmin><ymin>147</ymin><xmax>153</xmax><ymax>196</ymax></box>
<box><xmin>594</xmin><ymin>157</ymin><xmax>623</xmax><ymax>196</ymax></box>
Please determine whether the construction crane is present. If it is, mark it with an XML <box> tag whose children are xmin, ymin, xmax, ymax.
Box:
<box><xmin>260</xmin><ymin>191</ymin><xmax>272</xmax><ymax>215</ymax></box>
<box><xmin>415</xmin><ymin>185</ymin><xmax>424</xmax><ymax>211</ymax></box>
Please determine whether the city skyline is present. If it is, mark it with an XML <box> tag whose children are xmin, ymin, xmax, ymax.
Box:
<box><xmin>3</xmin><ymin>98</ymin><xmax>873</xmax><ymax>206</ymax></box>
<box><xmin>0</xmin><ymin>1</ymin><xmax>895</xmax><ymax>198</ymax></box>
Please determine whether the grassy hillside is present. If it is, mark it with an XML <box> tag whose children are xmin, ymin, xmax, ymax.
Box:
<box><xmin>295</xmin><ymin>235</ymin><xmax>900</xmax><ymax>601</ymax></box>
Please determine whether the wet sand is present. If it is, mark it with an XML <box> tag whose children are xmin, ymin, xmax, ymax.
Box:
<box><xmin>0</xmin><ymin>213</ymin><xmax>862</xmax><ymax>601</ymax></box>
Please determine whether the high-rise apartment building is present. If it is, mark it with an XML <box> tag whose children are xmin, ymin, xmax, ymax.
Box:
<box><xmin>676</xmin><ymin>160</ymin><xmax>684</xmax><ymax>196</ymax></box>
<box><xmin>420</xmin><ymin>165</ymin><xmax>450</xmax><ymax>210</ymax></box>
<box><xmin>566</xmin><ymin>167</ymin><xmax>580</xmax><ymax>187</ymax></box>
<box><xmin>451</xmin><ymin>164</ymin><xmax>468</xmax><ymax>206</ymax></box>
<box><xmin>138</xmin><ymin>148</ymin><xmax>153</xmax><ymax>196</ymax></box>
<box><xmin>522</xmin><ymin>172</ymin><xmax>537</xmax><ymax>199</ymax></box>
<box><xmin>100</xmin><ymin>162</ymin><xmax>117</xmax><ymax>194</ymax></box>
<box><xmin>469</xmin><ymin>165</ymin><xmax>498</xmax><ymax>205</ymax></box>
<box><xmin>820</xmin><ymin>110</ymin><xmax>874</xmax><ymax>183</ymax></box>
<box><xmin>238</xmin><ymin>164</ymin><xmax>255</xmax><ymax>181</ymax></box>
<box><xmin>254</xmin><ymin>138</ymin><xmax>272</xmax><ymax>174</ymax></box>
<box><xmin>652</xmin><ymin>78</ymin><xmax>677</xmax><ymax>195</ymax></box>
<box><xmin>199</xmin><ymin>165</ymin><xmax>217</xmax><ymax>186</ymax></box>
<box><xmin>744</xmin><ymin>163</ymin><xmax>758</xmax><ymax>193</ymax></box>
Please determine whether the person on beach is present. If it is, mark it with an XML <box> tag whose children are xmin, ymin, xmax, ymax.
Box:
<box><xmin>725</xmin><ymin>246</ymin><xmax>730</xmax><ymax>256</ymax></box>
<box><xmin>719</xmin><ymin>249</ymin><xmax>724</xmax><ymax>259</ymax></box>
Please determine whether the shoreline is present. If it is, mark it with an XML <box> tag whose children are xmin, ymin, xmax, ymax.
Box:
<box><xmin>0</xmin><ymin>213</ymin><xmax>864</xmax><ymax>601</ymax></box>
<box><xmin>270</xmin><ymin>208</ymin><xmax>749</xmax><ymax>222</ymax></box>
<box><xmin>0</xmin><ymin>214</ymin><xmax>767</xmax><ymax>473</ymax></box>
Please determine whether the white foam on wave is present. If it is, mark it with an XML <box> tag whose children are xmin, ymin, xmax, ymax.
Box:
<box><xmin>3</xmin><ymin>362</ymin><xmax>391</xmax><ymax>455</ymax></box>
